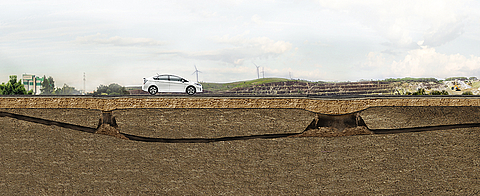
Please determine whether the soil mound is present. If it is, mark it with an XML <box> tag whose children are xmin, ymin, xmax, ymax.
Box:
<box><xmin>292</xmin><ymin>126</ymin><xmax>373</xmax><ymax>137</ymax></box>
<box><xmin>95</xmin><ymin>124</ymin><xmax>129</xmax><ymax>140</ymax></box>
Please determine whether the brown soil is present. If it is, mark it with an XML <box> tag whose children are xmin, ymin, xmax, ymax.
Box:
<box><xmin>1</xmin><ymin>107</ymin><xmax>479</xmax><ymax>195</ymax></box>
<box><xmin>361</xmin><ymin>106</ymin><xmax>480</xmax><ymax>129</ymax></box>
<box><xmin>113</xmin><ymin>108</ymin><xmax>314</xmax><ymax>138</ymax></box>
<box><xmin>292</xmin><ymin>126</ymin><xmax>373</xmax><ymax>137</ymax></box>
<box><xmin>0</xmin><ymin>108</ymin><xmax>100</xmax><ymax>128</ymax></box>
<box><xmin>95</xmin><ymin>124</ymin><xmax>129</xmax><ymax>140</ymax></box>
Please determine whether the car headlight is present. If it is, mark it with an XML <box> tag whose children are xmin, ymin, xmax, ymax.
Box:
<box><xmin>195</xmin><ymin>83</ymin><xmax>202</xmax><ymax>86</ymax></box>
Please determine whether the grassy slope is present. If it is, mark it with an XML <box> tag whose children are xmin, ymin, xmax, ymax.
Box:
<box><xmin>470</xmin><ymin>81</ymin><xmax>480</xmax><ymax>89</ymax></box>
<box><xmin>200</xmin><ymin>78</ymin><xmax>295</xmax><ymax>92</ymax></box>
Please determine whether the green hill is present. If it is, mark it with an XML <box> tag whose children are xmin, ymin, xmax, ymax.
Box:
<box><xmin>200</xmin><ymin>78</ymin><xmax>296</xmax><ymax>92</ymax></box>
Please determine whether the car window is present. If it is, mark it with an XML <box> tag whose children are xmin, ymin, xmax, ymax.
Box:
<box><xmin>155</xmin><ymin>75</ymin><xmax>168</xmax><ymax>80</ymax></box>
<box><xmin>169</xmin><ymin>76</ymin><xmax>182</xmax><ymax>82</ymax></box>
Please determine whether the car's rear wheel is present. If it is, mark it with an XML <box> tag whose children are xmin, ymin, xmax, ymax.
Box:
<box><xmin>148</xmin><ymin>86</ymin><xmax>158</xmax><ymax>95</ymax></box>
<box><xmin>186</xmin><ymin>86</ymin><xmax>196</xmax><ymax>95</ymax></box>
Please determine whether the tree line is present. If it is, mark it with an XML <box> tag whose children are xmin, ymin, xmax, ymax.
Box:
<box><xmin>383</xmin><ymin>77</ymin><xmax>440</xmax><ymax>83</ymax></box>
<box><xmin>0</xmin><ymin>76</ymin><xmax>33</xmax><ymax>95</ymax></box>
<box><xmin>0</xmin><ymin>75</ymin><xmax>129</xmax><ymax>95</ymax></box>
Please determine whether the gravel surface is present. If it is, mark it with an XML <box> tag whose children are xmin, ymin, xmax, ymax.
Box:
<box><xmin>1</xmin><ymin>107</ymin><xmax>479</xmax><ymax>195</ymax></box>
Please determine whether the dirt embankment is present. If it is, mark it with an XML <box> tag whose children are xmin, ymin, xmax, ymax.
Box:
<box><xmin>3</xmin><ymin>96</ymin><xmax>480</xmax><ymax>114</ymax></box>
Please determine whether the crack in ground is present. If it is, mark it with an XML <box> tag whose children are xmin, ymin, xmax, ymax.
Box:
<box><xmin>369</xmin><ymin>123</ymin><xmax>480</xmax><ymax>134</ymax></box>
<box><xmin>121</xmin><ymin>132</ymin><xmax>299</xmax><ymax>143</ymax></box>
<box><xmin>1</xmin><ymin>111</ymin><xmax>480</xmax><ymax>143</ymax></box>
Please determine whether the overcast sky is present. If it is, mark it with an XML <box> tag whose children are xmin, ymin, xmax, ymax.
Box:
<box><xmin>2</xmin><ymin>0</ymin><xmax>480</xmax><ymax>92</ymax></box>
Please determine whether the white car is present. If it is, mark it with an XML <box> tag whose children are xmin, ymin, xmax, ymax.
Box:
<box><xmin>142</xmin><ymin>74</ymin><xmax>203</xmax><ymax>95</ymax></box>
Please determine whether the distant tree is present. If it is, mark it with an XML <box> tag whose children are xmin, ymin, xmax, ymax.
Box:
<box><xmin>55</xmin><ymin>84</ymin><xmax>81</xmax><ymax>95</ymax></box>
<box><xmin>0</xmin><ymin>75</ymin><xmax>33</xmax><ymax>95</ymax></box>
<box><xmin>462</xmin><ymin>91</ymin><xmax>473</xmax><ymax>95</ymax></box>
<box><xmin>384</xmin><ymin>77</ymin><xmax>439</xmax><ymax>83</ymax></box>
<box><xmin>41</xmin><ymin>76</ymin><xmax>55</xmax><ymax>95</ymax></box>
<box><xmin>91</xmin><ymin>83</ymin><xmax>129</xmax><ymax>95</ymax></box>
<box><xmin>412</xmin><ymin>88</ymin><xmax>426</xmax><ymax>95</ymax></box>
<box><xmin>468</xmin><ymin>77</ymin><xmax>478</xmax><ymax>81</ymax></box>
<box><xmin>429</xmin><ymin>90</ymin><xmax>449</xmax><ymax>95</ymax></box>
<box><xmin>445</xmin><ymin>77</ymin><xmax>468</xmax><ymax>81</ymax></box>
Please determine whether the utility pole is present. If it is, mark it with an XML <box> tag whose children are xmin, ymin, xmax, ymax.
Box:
<box><xmin>83</xmin><ymin>72</ymin><xmax>86</xmax><ymax>95</ymax></box>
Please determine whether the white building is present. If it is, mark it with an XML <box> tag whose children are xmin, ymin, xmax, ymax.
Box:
<box><xmin>22</xmin><ymin>74</ymin><xmax>44</xmax><ymax>95</ymax></box>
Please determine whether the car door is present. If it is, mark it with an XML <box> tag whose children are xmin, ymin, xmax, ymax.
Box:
<box><xmin>168</xmin><ymin>75</ymin><xmax>186</xmax><ymax>92</ymax></box>
<box><xmin>154</xmin><ymin>75</ymin><xmax>169</xmax><ymax>92</ymax></box>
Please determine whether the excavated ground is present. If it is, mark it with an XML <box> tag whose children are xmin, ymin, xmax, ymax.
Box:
<box><xmin>0</xmin><ymin>107</ymin><xmax>479</xmax><ymax>194</ymax></box>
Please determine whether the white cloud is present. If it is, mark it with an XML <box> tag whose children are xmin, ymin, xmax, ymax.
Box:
<box><xmin>213</xmin><ymin>34</ymin><xmax>292</xmax><ymax>54</ymax></box>
<box><xmin>75</xmin><ymin>33</ymin><xmax>166</xmax><ymax>46</ymax></box>
<box><xmin>364</xmin><ymin>52</ymin><xmax>387</xmax><ymax>68</ymax></box>
<box><xmin>317</xmin><ymin>0</ymin><xmax>473</xmax><ymax>49</ymax></box>
<box><xmin>421</xmin><ymin>17</ymin><xmax>465</xmax><ymax>47</ymax></box>
<box><xmin>184</xmin><ymin>34</ymin><xmax>292</xmax><ymax>65</ymax></box>
<box><xmin>251</xmin><ymin>14</ymin><xmax>264</xmax><ymax>25</ymax></box>
<box><xmin>364</xmin><ymin>47</ymin><xmax>480</xmax><ymax>78</ymax></box>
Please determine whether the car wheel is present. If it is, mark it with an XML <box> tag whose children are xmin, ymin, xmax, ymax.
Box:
<box><xmin>148</xmin><ymin>86</ymin><xmax>158</xmax><ymax>95</ymax></box>
<box><xmin>186</xmin><ymin>86</ymin><xmax>196</xmax><ymax>95</ymax></box>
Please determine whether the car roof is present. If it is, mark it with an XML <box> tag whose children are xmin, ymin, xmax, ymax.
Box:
<box><xmin>153</xmin><ymin>74</ymin><xmax>189</xmax><ymax>80</ymax></box>
<box><xmin>156</xmin><ymin>74</ymin><xmax>180</xmax><ymax>77</ymax></box>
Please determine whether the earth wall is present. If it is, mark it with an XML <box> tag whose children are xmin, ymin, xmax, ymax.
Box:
<box><xmin>2</xmin><ymin>96</ymin><xmax>480</xmax><ymax>114</ymax></box>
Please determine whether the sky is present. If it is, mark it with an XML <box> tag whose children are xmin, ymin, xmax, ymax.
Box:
<box><xmin>2</xmin><ymin>0</ymin><xmax>480</xmax><ymax>92</ymax></box>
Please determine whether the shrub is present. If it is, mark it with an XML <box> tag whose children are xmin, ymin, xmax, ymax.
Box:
<box><xmin>412</xmin><ymin>88</ymin><xmax>426</xmax><ymax>95</ymax></box>
<box><xmin>92</xmin><ymin>83</ymin><xmax>129</xmax><ymax>95</ymax></box>
<box><xmin>429</xmin><ymin>90</ymin><xmax>449</xmax><ymax>95</ymax></box>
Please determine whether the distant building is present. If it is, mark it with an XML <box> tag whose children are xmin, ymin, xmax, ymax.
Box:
<box><xmin>22</xmin><ymin>74</ymin><xmax>44</xmax><ymax>95</ymax></box>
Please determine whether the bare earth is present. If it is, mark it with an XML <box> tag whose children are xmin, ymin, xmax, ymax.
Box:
<box><xmin>0</xmin><ymin>107</ymin><xmax>479</xmax><ymax>195</ymax></box>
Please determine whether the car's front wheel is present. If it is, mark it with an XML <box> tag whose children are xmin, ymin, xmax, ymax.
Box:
<box><xmin>186</xmin><ymin>86</ymin><xmax>196</xmax><ymax>95</ymax></box>
<box><xmin>148</xmin><ymin>86</ymin><xmax>158</xmax><ymax>95</ymax></box>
